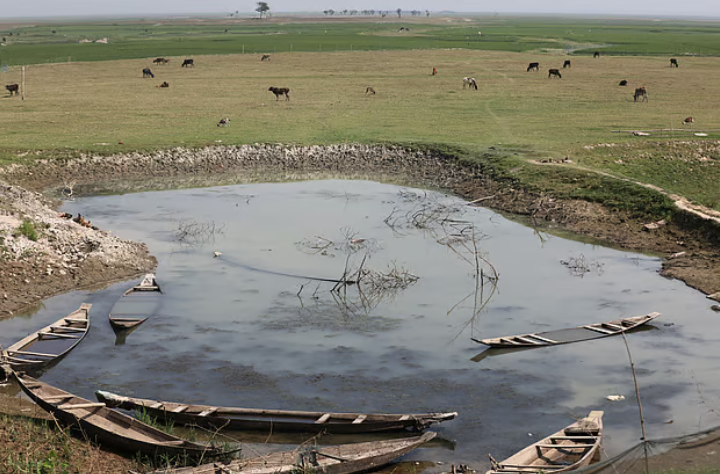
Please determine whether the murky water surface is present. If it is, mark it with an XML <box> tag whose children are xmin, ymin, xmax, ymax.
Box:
<box><xmin>2</xmin><ymin>179</ymin><xmax>719</xmax><ymax>468</ymax></box>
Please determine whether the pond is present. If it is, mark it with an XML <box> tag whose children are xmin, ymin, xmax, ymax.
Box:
<box><xmin>2</xmin><ymin>179</ymin><xmax>719</xmax><ymax>469</ymax></box>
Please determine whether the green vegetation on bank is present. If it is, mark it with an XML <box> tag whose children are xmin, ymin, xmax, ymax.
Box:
<box><xmin>2</xmin><ymin>17</ymin><xmax>720</xmax><ymax>66</ymax></box>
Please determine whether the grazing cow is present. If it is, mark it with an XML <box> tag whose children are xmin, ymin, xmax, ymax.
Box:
<box><xmin>153</xmin><ymin>57</ymin><xmax>170</xmax><ymax>64</ymax></box>
<box><xmin>619</xmin><ymin>80</ymin><xmax>628</xmax><ymax>86</ymax></box>
<box><xmin>157</xmin><ymin>81</ymin><xmax>169</xmax><ymax>88</ymax></box>
<box><xmin>593</xmin><ymin>51</ymin><xmax>601</xmax><ymax>58</ymax></box>
<box><xmin>268</xmin><ymin>86</ymin><xmax>290</xmax><ymax>100</ymax></box>
<box><xmin>548</xmin><ymin>69</ymin><xmax>562</xmax><ymax>79</ymax></box>
<box><xmin>634</xmin><ymin>87</ymin><xmax>648</xmax><ymax>102</ymax></box>
<box><xmin>527</xmin><ymin>62</ymin><xmax>540</xmax><ymax>72</ymax></box>
<box><xmin>181</xmin><ymin>59</ymin><xmax>194</xmax><ymax>68</ymax></box>
<box><xmin>682</xmin><ymin>116</ymin><xmax>694</xmax><ymax>127</ymax></box>
<box><xmin>432</xmin><ymin>67</ymin><xmax>437</xmax><ymax>76</ymax></box>
<box><xmin>217</xmin><ymin>118</ymin><xmax>230</xmax><ymax>127</ymax></box>
<box><xmin>563</xmin><ymin>60</ymin><xmax>571</xmax><ymax>68</ymax></box>
<box><xmin>670</xmin><ymin>58</ymin><xmax>679</xmax><ymax>68</ymax></box>
<box><xmin>462</xmin><ymin>77</ymin><xmax>478</xmax><ymax>90</ymax></box>
<box><xmin>261</xmin><ymin>54</ymin><xmax>271</xmax><ymax>61</ymax></box>
<box><xmin>5</xmin><ymin>84</ymin><xmax>19</xmax><ymax>96</ymax></box>
<box><xmin>365</xmin><ymin>86</ymin><xmax>376</xmax><ymax>95</ymax></box>
<box><xmin>142</xmin><ymin>68</ymin><xmax>154</xmax><ymax>78</ymax></box>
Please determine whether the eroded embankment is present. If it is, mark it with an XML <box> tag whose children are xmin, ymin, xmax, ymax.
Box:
<box><xmin>0</xmin><ymin>143</ymin><xmax>718</xmax><ymax>317</ymax></box>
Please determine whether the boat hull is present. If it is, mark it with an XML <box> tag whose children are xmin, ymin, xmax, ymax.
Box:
<box><xmin>96</xmin><ymin>391</ymin><xmax>457</xmax><ymax>434</ymax></box>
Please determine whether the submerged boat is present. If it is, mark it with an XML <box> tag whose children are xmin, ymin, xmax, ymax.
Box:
<box><xmin>95</xmin><ymin>390</ymin><xmax>457</xmax><ymax>434</ymax></box>
<box><xmin>2</xmin><ymin>304</ymin><xmax>91</xmax><ymax>374</ymax></box>
<box><xmin>486</xmin><ymin>411</ymin><xmax>603</xmax><ymax>474</ymax></box>
<box><xmin>149</xmin><ymin>431</ymin><xmax>436</xmax><ymax>474</ymax></box>
<box><xmin>14</xmin><ymin>373</ymin><xmax>228</xmax><ymax>459</ymax></box>
<box><xmin>109</xmin><ymin>273</ymin><xmax>162</xmax><ymax>331</ymax></box>
<box><xmin>473</xmin><ymin>312</ymin><xmax>660</xmax><ymax>348</ymax></box>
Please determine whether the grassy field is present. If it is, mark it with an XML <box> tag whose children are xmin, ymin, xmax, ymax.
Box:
<box><xmin>1</xmin><ymin>17</ymin><xmax>720</xmax><ymax>213</ymax></box>
<box><xmin>2</xmin><ymin>17</ymin><xmax>720</xmax><ymax>66</ymax></box>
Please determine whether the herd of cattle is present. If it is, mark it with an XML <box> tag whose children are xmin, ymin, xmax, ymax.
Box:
<box><xmin>3</xmin><ymin>52</ymin><xmax>684</xmax><ymax>109</ymax></box>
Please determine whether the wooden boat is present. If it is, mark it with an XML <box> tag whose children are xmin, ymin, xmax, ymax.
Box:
<box><xmin>149</xmin><ymin>431</ymin><xmax>436</xmax><ymax>474</ymax></box>
<box><xmin>473</xmin><ymin>312</ymin><xmax>661</xmax><ymax>348</ymax></box>
<box><xmin>486</xmin><ymin>411</ymin><xmax>603</xmax><ymax>474</ymax></box>
<box><xmin>2</xmin><ymin>304</ymin><xmax>91</xmax><ymax>374</ymax></box>
<box><xmin>95</xmin><ymin>390</ymin><xmax>457</xmax><ymax>434</ymax></box>
<box><xmin>14</xmin><ymin>372</ymin><xmax>228</xmax><ymax>459</ymax></box>
<box><xmin>109</xmin><ymin>273</ymin><xmax>162</xmax><ymax>331</ymax></box>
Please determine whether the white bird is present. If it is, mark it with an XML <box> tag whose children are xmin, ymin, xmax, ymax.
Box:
<box><xmin>213</xmin><ymin>251</ymin><xmax>222</xmax><ymax>258</ymax></box>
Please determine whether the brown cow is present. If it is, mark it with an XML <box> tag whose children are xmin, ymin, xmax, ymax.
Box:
<box><xmin>157</xmin><ymin>81</ymin><xmax>169</xmax><ymax>88</ymax></box>
<box><xmin>366</xmin><ymin>86</ymin><xmax>376</xmax><ymax>95</ymax></box>
<box><xmin>548</xmin><ymin>69</ymin><xmax>562</xmax><ymax>79</ymax></box>
<box><xmin>268</xmin><ymin>86</ymin><xmax>290</xmax><ymax>100</ymax></box>
<box><xmin>5</xmin><ymin>84</ymin><xmax>19</xmax><ymax>96</ymax></box>
<box><xmin>527</xmin><ymin>62</ymin><xmax>539</xmax><ymax>72</ymax></box>
<box><xmin>153</xmin><ymin>57</ymin><xmax>170</xmax><ymax>64</ymax></box>
<box><xmin>261</xmin><ymin>54</ymin><xmax>271</xmax><ymax>61</ymax></box>
<box><xmin>563</xmin><ymin>60</ymin><xmax>571</xmax><ymax>68</ymax></box>
<box><xmin>634</xmin><ymin>87</ymin><xmax>648</xmax><ymax>102</ymax></box>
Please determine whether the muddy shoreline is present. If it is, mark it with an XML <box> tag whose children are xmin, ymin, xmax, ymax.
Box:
<box><xmin>1</xmin><ymin>143</ymin><xmax>718</xmax><ymax>317</ymax></box>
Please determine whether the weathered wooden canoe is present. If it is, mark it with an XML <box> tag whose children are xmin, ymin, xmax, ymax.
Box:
<box><xmin>2</xmin><ymin>303</ymin><xmax>91</xmax><ymax>374</ymax></box>
<box><xmin>486</xmin><ymin>411</ymin><xmax>603</xmax><ymax>474</ymax></box>
<box><xmin>109</xmin><ymin>273</ymin><xmax>162</xmax><ymax>331</ymax></box>
<box><xmin>149</xmin><ymin>431</ymin><xmax>436</xmax><ymax>474</ymax></box>
<box><xmin>473</xmin><ymin>312</ymin><xmax>661</xmax><ymax>348</ymax></box>
<box><xmin>95</xmin><ymin>390</ymin><xmax>457</xmax><ymax>434</ymax></box>
<box><xmin>14</xmin><ymin>373</ymin><xmax>228</xmax><ymax>459</ymax></box>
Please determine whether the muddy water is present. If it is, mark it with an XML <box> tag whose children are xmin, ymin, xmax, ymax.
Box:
<box><xmin>2</xmin><ymin>179</ymin><xmax>719</xmax><ymax>469</ymax></box>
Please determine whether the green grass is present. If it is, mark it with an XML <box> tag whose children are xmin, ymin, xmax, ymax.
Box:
<box><xmin>2</xmin><ymin>17</ymin><xmax>720</xmax><ymax>66</ymax></box>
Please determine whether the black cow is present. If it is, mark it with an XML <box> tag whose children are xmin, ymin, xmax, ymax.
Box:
<box><xmin>527</xmin><ymin>62</ymin><xmax>540</xmax><ymax>72</ymax></box>
<box><xmin>619</xmin><ymin>80</ymin><xmax>628</xmax><ymax>86</ymax></box>
<box><xmin>548</xmin><ymin>69</ymin><xmax>562</xmax><ymax>79</ymax></box>
<box><xmin>261</xmin><ymin>54</ymin><xmax>271</xmax><ymax>61</ymax></box>
<box><xmin>5</xmin><ymin>84</ymin><xmax>19</xmax><ymax>96</ymax></box>
<box><xmin>634</xmin><ymin>87</ymin><xmax>648</xmax><ymax>102</ymax></box>
<box><xmin>593</xmin><ymin>51</ymin><xmax>601</xmax><ymax>58</ymax></box>
<box><xmin>563</xmin><ymin>60</ymin><xmax>571</xmax><ymax>68</ymax></box>
<box><xmin>182</xmin><ymin>59</ymin><xmax>194</xmax><ymax>68</ymax></box>
<box><xmin>670</xmin><ymin>58</ymin><xmax>679</xmax><ymax>68</ymax></box>
<box><xmin>142</xmin><ymin>68</ymin><xmax>154</xmax><ymax>78</ymax></box>
<box><xmin>268</xmin><ymin>86</ymin><xmax>290</xmax><ymax>100</ymax></box>
<box><xmin>153</xmin><ymin>57</ymin><xmax>170</xmax><ymax>64</ymax></box>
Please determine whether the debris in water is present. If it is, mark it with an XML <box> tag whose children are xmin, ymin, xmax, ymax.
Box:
<box><xmin>606</xmin><ymin>395</ymin><xmax>625</xmax><ymax>401</ymax></box>
<box><xmin>213</xmin><ymin>251</ymin><xmax>222</xmax><ymax>258</ymax></box>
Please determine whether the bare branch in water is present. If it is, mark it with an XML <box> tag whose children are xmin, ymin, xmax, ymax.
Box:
<box><xmin>172</xmin><ymin>217</ymin><xmax>226</xmax><ymax>247</ymax></box>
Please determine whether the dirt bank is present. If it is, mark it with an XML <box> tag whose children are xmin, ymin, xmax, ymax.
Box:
<box><xmin>1</xmin><ymin>143</ymin><xmax>718</xmax><ymax>318</ymax></box>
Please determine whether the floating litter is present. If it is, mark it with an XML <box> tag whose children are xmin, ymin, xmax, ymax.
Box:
<box><xmin>606</xmin><ymin>395</ymin><xmax>625</xmax><ymax>401</ymax></box>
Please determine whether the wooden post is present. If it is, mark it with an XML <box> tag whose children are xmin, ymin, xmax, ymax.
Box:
<box><xmin>621</xmin><ymin>332</ymin><xmax>649</xmax><ymax>474</ymax></box>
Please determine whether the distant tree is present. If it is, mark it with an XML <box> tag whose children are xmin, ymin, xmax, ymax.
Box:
<box><xmin>255</xmin><ymin>2</ymin><xmax>270</xmax><ymax>19</ymax></box>
<box><xmin>426</xmin><ymin>10</ymin><xmax>430</xmax><ymax>17</ymax></box>
<box><xmin>396</xmin><ymin>8</ymin><xmax>402</xmax><ymax>17</ymax></box>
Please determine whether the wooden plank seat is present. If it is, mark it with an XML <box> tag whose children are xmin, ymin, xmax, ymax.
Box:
<box><xmin>199</xmin><ymin>408</ymin><xmax>218</xmax><ymax>417</ymax></box>
<box><xmin>601</xmin><ymin>323</ymin><xmax>624</xmax><ymax>331</ymax></box>
<box><xmin>63</xmin><ymin>318</ymin><xmax>89</xmax><ymax>324</ymax></box>
<box><xmin>514</xmin><ymin>336</ymin><xmax>542</xmax><ymax>345</ymax></box>
<box><xmin>52</xmin><ymin>325</ymin><xmax>86</xmax><ymax>332</ymax></box>
<box><xmin>58</xmin><ymin>403</ymin><xmax>105</xmax><ymax>410</ymax></box>
<box><xmin>550</xmin><ymin>436</ymin><xmax>598</xmax><ymax>441</ymax></box>
<box><xmin>316</xmin><ymin>413</ymin><xmax>332</xmax><ymax>424</ymax></box>
<box><xmin>499</xmin><ymin>464</ymin><xmax>567</xmax><ymax>469</ymax></box>
<box><xmin>352</xmin><ymin>415</ymin><xmax>367</xmax><ymax>424</ymax></box>
<box><xmin>526</xmin><ymin>334</ymin><xmax>557</xmax><ymax>343</ymax></box>
<box><xmin>39</xmin><ymin>331</ymin><xmax>81</xmax><ymax>339</ymax></box>
<box><xmin>150</xmin><ymin>402</ymin><xmax>163</xmax><ymax>409</ymax></box>
<box><xmin>171</xmin><ymin>405</ymin><xmax>188</xmax><ymax>413</ymax></box>
<box><xmin>583</xmin><ymin>325</ymin><xmax>615</xmax><ymax>334</ymax></box>
<box><xmin>8</xmin><ymin>350</ymin><xmax>57</xmax><ymax>358</ymax></box>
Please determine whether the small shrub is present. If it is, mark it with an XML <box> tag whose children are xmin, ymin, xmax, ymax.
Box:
<box><xmin>15</xmin><ymin>220</ymin><xmax>38</xmax><ymax>241</ymax></box>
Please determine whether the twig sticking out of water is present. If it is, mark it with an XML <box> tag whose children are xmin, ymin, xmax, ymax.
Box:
<box><xmin>621</xmin><ymin>332</ymin><xmax>649</xmax><ymax>474</ymax></box>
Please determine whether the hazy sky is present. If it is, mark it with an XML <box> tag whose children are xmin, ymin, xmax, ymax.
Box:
<box><xmin>3</xmin><ymin>0</ymin><xmax>720</xmax><ymax>19</ymax></box>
